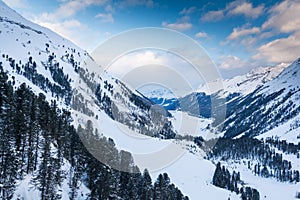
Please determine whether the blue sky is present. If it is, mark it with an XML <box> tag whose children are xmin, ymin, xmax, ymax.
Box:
<box><xmin>4</xmin><ymin>0</ymin><xmax>300</xmax><ymax>80</ymax></box>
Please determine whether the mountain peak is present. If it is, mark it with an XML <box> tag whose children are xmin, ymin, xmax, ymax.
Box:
<box><xmin>197</xmin><ymin>63</ymin><xmax>289</xmax><ymax>98</ymax></box>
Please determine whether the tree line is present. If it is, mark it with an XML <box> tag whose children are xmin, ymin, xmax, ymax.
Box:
<box><xmin>212</xmin><ymin>162</ymin><xmax>260</xmax><ymax>200</ymax></box>
<box><xmin>0</xmin><ymin>68</ymin><xmax>188</xmax><ymax>199</ymax></box>
<box><xmin>208</xmin><ymin>138</ymin><xmax>300</xmax><ymax>184</ymax></box>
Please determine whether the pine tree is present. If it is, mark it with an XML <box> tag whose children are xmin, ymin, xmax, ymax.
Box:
<box><xmin>212</xmin><ymin>162</ymin><xmax>222</xmax><ymax>187</ymax></box>
<box><xmin>0</xmin><ymin>70</ymin><xmax>17</xmax><ymax>199</ymax></box>
<box><xmin>141</xmin><ymin>169</ymin><xmax>153</xmax><ymax>200</ymax></box>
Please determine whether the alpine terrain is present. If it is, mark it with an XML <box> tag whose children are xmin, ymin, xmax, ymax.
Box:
<box><xmin>0</xmin><ymin>1</ymin><xmax>300</xmax><ymax>200</ymax></box>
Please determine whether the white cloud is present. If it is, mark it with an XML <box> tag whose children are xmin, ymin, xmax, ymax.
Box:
<box><xmin>95</xmin><ymin>13</ymin><xmax>114</xmax><ymax>23</ymax></box>
<box><xmin>162</xmin><ymin>21</ymin><xmax>192</xmax><ymax>32</ymax></box>
<box><xmin>35</xmin><ymin>19</ymin><xmax>82</xmax><ymax>40</ymax></box>
<box><xmin>201</xmin><ymin>10</ymin><xmax>224</xmax><ymax>22</ymax></box>
<box><xmin>162</xmin><ymin>16</ymin><xmax>192</xmax><ymax>32</ymax></box>
<box><xmin>227</xmin><ymin>26</ymin><xmax>260</xmax><ymax>40</ymax></box>
<box><xmin>162</xmin><ymin>7</ymin><xmax>196</xmax><ymax>31</ymax></box>
<box><xmin>35</xmin><ymin>19</ymin><xmax>82</xmax><ymax>33</ymax></box>
<box><xmin>227</xmin><ymin>1</ymin><xmax>264</xmax><ymax>18</ymax></box>
<box><xmin>201</xmin><ymin>1</ymin><xmax>264</xmax><ymax>22</ymax></box>
<box><xmin>2</xmin><ymin>0</ymin><xmax>27</xmax><ymax>8</ymax></box>
<box><xmin>180</xmin><ymin>7</ymin><xmax>197</xmax><ymax>15</ymax></box>
<box><xmin>195</xmin><ymin>32</ymin><xmax>208</xmax><ymax>38</ymax></box>
<box><xmin>253</xmin><ymin>33</ymin><xmax>300</xmax><ymax>63</ymax></box>
<box><xmin>262</xmin><ymin>0</ymin><xmax>300</xmax><ymax>33</ymax></box>
<box><xmin>105</xmin><ymin>4</ymin><xmax>114</xmax><ymax>13</ymax></box>
<box><xmin>43</xmin><ymin>0</ymin><xmax>108</xmax><ymax>20</ymax></box>
<box><xmin>107</xmin><ymin>50</ymin><xmax>205</xmax><ymax>93</ymax></box>
<box><xmin>219</xmin><ymin>55</ymin><xmax>247</xmax><ymax>70</ymax></box>
<box><xmin>118</xmin><ymin>0</ymin><xmax>154</xmax><ymax>8</ymax></box>
<box><xmin>240</xmin><ymin>36</ymin><xmax>257</xmax><ymax>49</ymax></box>
<box><xmin>253</xmin><ymin>0</ymin><xmax>300</xmax><ymax>63</ymax></box>
<box><xmin>34</xmin><ymin>17</ymin><xmax>102</xmax><ymax>52</ymax></box>
<box><xmin>27</xmin><ymin>0</ymin><xmax>110</xmax><ymax>52</ymax></box>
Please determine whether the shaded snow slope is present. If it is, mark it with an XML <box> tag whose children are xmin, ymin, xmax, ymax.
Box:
<box><xmin>0</xmin><ymin>1</ymin><xmax>229</xmax><ymax>199</ymax></box>
<box><xmin>198</xmin><ymin>63</ymin><xmax>289</xmax><ymax>98</ymax></box>
<box><xmin>224</xmin><ymin>59</ymin><xmax>300</xmax><ymax>142</ymax></box>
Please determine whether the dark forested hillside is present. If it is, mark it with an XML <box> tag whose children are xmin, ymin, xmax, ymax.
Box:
<box><xmin>0</xmin><ymin>68</ymin><xmax>188</xmax><ymax>200</ymax></box>
<box><xmin>208</xmin><ymin>137</ymin><xmax>300</xmax><ymax>184</ymax></box>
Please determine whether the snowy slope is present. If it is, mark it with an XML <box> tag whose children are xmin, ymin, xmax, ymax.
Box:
<box><xmin>0</xmin><ymin>0</ymin><xmax>87</xmax><ymax>107</ymax></box>
<box><xmin>223</xmin><ymin>59</ymin><xmax>300</xmax><ymax>142</ymax></box>
<box><xmin>73</xmin><ymin>108</ymin><xmax>240</xmax><ymax>200</ymax></box>
<box><xmin>145</xmin><ymin>63</ymin><xmax>289</xmax><ymax>117</ymax></box>
<box><xmin>0</xmin><ymin>3</ymin><xmax>94</xmax><ymax>197</ymax></box>
<box><xmin>1</xmin><ymin>1</ymin><xmax>299</xmax><ymax>200</ymax></box>
<box><xmin>0</xmin><ymin>2</ymin><xmax>233</xmax><ymax>199</ymax></box>
<box><xmin>13</xmin><ymin>162</ymin><xmax>90</xmax><ymax>200</ymax></box>
<box><xmin>138</xmin><ymin>85</ymin><xmax>177</xmax><ymax>99</ymax></box>
<box><xmin>219</xmin><ymin>160</ymin><xmax>300</xmax><ymax>200</ymax></box>
<box><xmin>0</xmin><ymin>1</ymin><xmax>172</xmax><ymax>198</ymax></box>
<box><xmin>140</xmin><ymin>63</ymin><xmax>288</xmax><ymax>100</ymax></box>
<box><xmin>0</xmin><ymin>0</ymin><xmax>175</xmax><ymax>139</ymax></box>
<box><xmin>256</xmin><ymin>114</ymin><xmax>300</xmax><ymax>144</ymax></box>
<box><xmin>198</xmin><ymin>63</ymin><xmax>289</xmax><ymax>98</ymax></box>
<box><xmin>137</xmin><ymin>85</ymin><xmax>181</xmax><ymax>111</ymax></box>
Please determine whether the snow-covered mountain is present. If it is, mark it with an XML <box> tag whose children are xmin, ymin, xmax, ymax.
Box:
<box><xmin>198</xmin><ymin>63</ymin><xmax>289</xmax><ymax>98</ymax></box>
<box><xmin>224</xmin><ymin>59</ymin><xmax>300</xmax><ymax>142</ymax></box>
<box><xmin>138</xmin><ymin>85</ymin><xmax>180</xmax><ymax>110</ymax></box>
<box><xmin>0</xmin><ymin>1</ymin><xmax>237</xmax><ymax>199</ymax></box>
<box><xmin>145</xmin><ymin>63</ymin><xmax>289</xmax><ymax>116</ymax></box>
<box><xmin>0</xmin><ymin>0</ymin><xmax>175</xmax><ymax>139</ymax></box>
<box><xmin>1</xmin><ymin>1</ymin><xmax>299</xmax><ymax>200</ymax></box>
<box><xmin>0</xmin><ymin>1</ymin><xmax>180</xmax><ymax>198</ymax></box>
<box><xmin>138</xmin><ymin>85</ymin><xmax>176</xmax><ymax>99</ymax></box>
<box><xmin>143</xmin><ymin>60</ymin><xmax>299</xmax><ymax>143</ymax></box>
<box><xmin>142</xmin><ymin>63</ymin><xmax>289</xmax><ymax>101</ymax></box>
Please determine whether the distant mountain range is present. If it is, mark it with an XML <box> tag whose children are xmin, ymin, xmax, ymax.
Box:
<box><xmin>143</xmin><ymin>56</ymin><xmax>299</xmax><ymax>142</ymax></box>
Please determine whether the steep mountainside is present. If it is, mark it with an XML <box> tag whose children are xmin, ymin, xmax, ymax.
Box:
<box><xmin>0</xmin><ymin>0</ymin><xmax>174</xmax><ymax>139</ymax></box>
<box><xmin>198</xmin><ymin>63</ymin><xmax>289</xmax><ymax>98</ymax></box>
<box><xmin>146</xmin><ymin>63</ymin><xmax>289</xmax><ymax>118</ymax></box>
<box><xmin>1</xmin><ymin>1</ymin><xmax>299</xmax><ymax>200</ymax></box>
<box><xmin>0</xmin><ymin>1</ymin><xmax>186</xmax><ymax>199</ymax></box>
<box><xmin>223</xmin><ymin>59</ymin><xmax>300</xmax><ymax>141</ymax></box>
<box><xmin>143</xmin><ymin>60</ymin><xmax>299</xmax><ymax>142</ymax></box>
<box><xmin>0</xmin><ymin>2</ymin><xmax>242</xmax><ymax>200</ymax></box>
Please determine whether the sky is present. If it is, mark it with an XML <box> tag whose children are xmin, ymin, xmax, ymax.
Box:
<box><xmin>3</xmin><ymin>0</ymin><xmax>300</xmax><ymax>86</ymax></box>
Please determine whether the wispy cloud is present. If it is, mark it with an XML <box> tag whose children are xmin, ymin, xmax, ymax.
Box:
<box><xmin>95</xmin><ymin>13</ymin><xmax>114</xmax><ymax>23</ymax></box>
<box><xmin>227</xmin><ymin>26</ymin><xmax>260</xmax><ymax>40</ymax></box>
<box><xmin>201</xmin><ymin>10</ymin><xmax>224</xmax><ymax>22</ymax></box>
<box><xmin>253</xmin><ymin>32</ymin><xmax>300</xmax><ymax>63</ymax></box>
<box><xmin>52</xmin><ymin>0</ymin><xmax>108</xmax><ymax>19</ymax></box>
<box><xmin>118</xmin><ymin>0</ymin><xmax>154</xmax><ymax>8</ymax></box>
<box><xmin>2</xmin><ymin>0</ymin><xmax>27</xmax><ymax>8</ymax></box>
<box><xmin>28</xmin><ymin>0</ymin><xmax>110</xmax><ymax>52</ymax></box>
<box><xmin>180</xmin><ymin>7</ymin><xmax>197</xmax><ymax>15</ymax></box>
<box><xmin>253</xmin><ymin>0</ymin><xmax>300</xmax><ymax>63</ymax></box>
<box><xmin>162</xmin><ymin>22</ymin><xmax>192</xmax><ymax>32</ymax></box>
<box><xmin>262</xmin><ymin>0</ymin><xmax>300</xmax><ymax>33</ymax></box>
<box><xmin>201</xmin><ymin>1</ymin><xmax>264</xmax><ymax>22</ymax></box>
<box><xmin>195</xmin><ymin>31</ymin><xmax>208</xmax><ymax>38</ymax></box>
<box><xmin>36</xmin><ymin>19</ymin><xmax>82</xmax><ymax>37</ymax></box>
<box><xmin>33</xmin><ymin>18</ymin><xmax>102</xmax><ymax>51</ymax></box>
<box><xmin>162</xmin><ymin>16</ymin><xmax>192</xmax><ymax>32</ymax></box>
<box><xmin>219</xmin><ymin>55</ymin><xmax>247</xmax><ymax>70</ymax></box>
<box><xmin>227</xmin><ymin>1</ymin><xmax>264</xmax><ymax>19</ymax></box>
